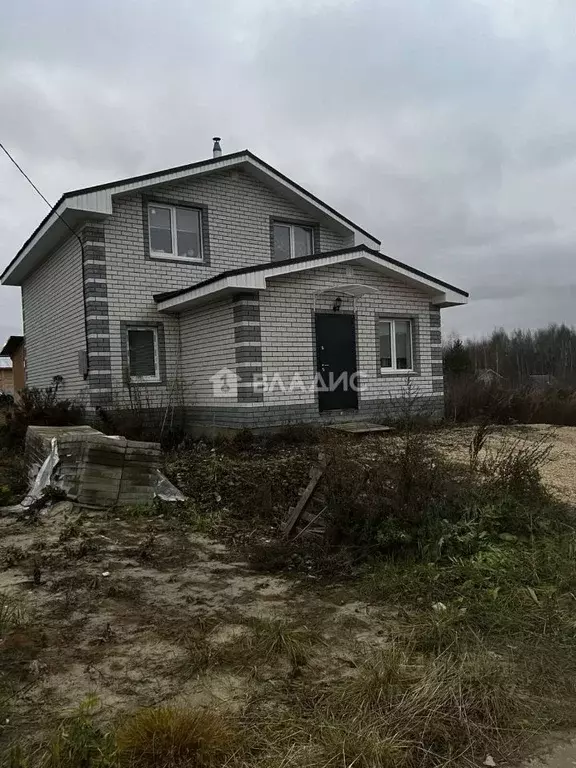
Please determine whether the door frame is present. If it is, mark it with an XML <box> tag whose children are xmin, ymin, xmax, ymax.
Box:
<box><xmin>313</xmin><ymin>310</ymin><xmax>360</xmax><ymax>413</ymax></box>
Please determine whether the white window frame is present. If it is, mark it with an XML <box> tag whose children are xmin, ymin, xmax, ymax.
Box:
<box><xmin>148</xmin><ymin>203</ymin><xmax>203</xmax><ymax>262</ymax></box>
<box><xmin>273</xmin><ymin>222</ymin><xmax>314</xmax><ymax>260</ymax></box>
<box><xmin>378</xmin><ymin>318</ymin><xmax>414</xmax><ymax>373</ymax></box>
<box><xmin>127</xmin><ymin>326</ymin><xmax>160</xmax><ymax>383</ymax></box>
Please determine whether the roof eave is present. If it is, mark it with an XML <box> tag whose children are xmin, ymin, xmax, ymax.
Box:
<box><xmin>0</xmin><ymin>335</ymin><xmax>24</xmax><ymax>357</ymax></box>
<box><xmin>155</xmin><ymin>248</ymin><xmax>468</xmax><ymax>313</ymax></box>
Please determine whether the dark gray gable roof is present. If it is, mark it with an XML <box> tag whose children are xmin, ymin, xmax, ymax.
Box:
<box><xmin>64</xmin><ymin>150</ymin><xmax>377</xmax><ymax>245</ymax></box>
<box><xmin>153</xmin><ymin>245</ymin><xmax>469</xmax><ymax>303</ymax></box>
<box><xmin>2</xmin><ymin>150</ymin><xmax>380</xmax><ymax>283</ymax></box>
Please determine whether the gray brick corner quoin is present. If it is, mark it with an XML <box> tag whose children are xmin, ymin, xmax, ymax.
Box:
<box><xmin>83</xmin><ymin>223</ymin><xmax>113</xmax><ymax>407</ymax></box>
<box><xmin>232</xmin><ymin>292</ymin><xmax>263</xmax><ymax>403</ymax></box>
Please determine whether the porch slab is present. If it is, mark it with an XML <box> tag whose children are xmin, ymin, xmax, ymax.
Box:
<box><xmin>327</xmin><ymin>422</ymin><xmax>393</xmax><ymax>434</ymax></box>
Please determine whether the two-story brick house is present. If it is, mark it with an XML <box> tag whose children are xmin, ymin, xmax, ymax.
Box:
<box><xmin>0</xmin><ymin>140</ymin><xmax>467</xmax><ymax>432</ymax></box>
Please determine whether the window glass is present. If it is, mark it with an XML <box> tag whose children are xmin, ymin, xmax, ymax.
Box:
<box><xmin>273</xmin><ymin>224</ymin><xmax>291</xmax><ymax>261</ymax></box>
<box><xmin>176</xmin><ymin>207</ymin><xmax>201</xmax><ymax>259</ymax></box>
<box><xmin>128</xmin><ymin>329</ymin><xmax>157</xmax><ymax>379</ymax></box>
<box><xmin>149</xmin><ymin>206</ymin><xmax>172</xmax><ymax>253</ymax></box>
<box><xmin>293</xmin><ymin>226</ymin><xmax>312</xmax><ymax>258</ymax></box>
<box><xmin>395</xmin><ymin>320</ymin><xmax>412</xmax><ymax>369</ymax></box>
<box><xmin>379</xmin><ymin>321</ymin><xmax>392</xmax><ymax>368</ymax></box>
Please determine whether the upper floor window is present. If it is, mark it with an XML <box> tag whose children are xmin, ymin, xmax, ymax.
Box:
<box><xmin>272</xmin><ymin>222</ymin><xmax>313</xmax><ymax>261</ymax></box>
<box><xmin>148</xmin><ymin>204</ymin><xmax>202</xmax><ymax>260</ymax></box>
<box><xmin>378</xmin><ymin>319</ymin><xmax>413</xmax><ymax>372</ymax></box>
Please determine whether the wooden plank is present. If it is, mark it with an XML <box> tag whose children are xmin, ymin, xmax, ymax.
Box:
<box><xmin>282</xmin><ymin>462</ymin><xmax>325</xmax><ymax>538</ymax></box>
<box><xmin>293</xmin><ymin>506</ymin><xmax>327</xmax><ymax>541</ymax></box>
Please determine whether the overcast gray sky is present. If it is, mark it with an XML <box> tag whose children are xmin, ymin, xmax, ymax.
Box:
<box><xmin>1</xmin><ymin>0</ymin><xmax>575</xmax><ymax>345</ymax></box>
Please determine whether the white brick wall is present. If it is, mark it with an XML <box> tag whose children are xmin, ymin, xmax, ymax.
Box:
<box><xmin>21</xmin><ymin>234</ymin><xmax>88</xmax><ymax>400</ymax></box>
<box><xmin>179</xmin><ymin>299</ymin><xmax>236</xmax><ymax>406</ymax></box>
<box><xmin>104</xmin><ymin>168</ymin><xmax>352</xmax><ymax>403</ymax></box>
<box><xmin>259</xmin><ymin>264</ymin><xmax>435</xmax><ymax>408</ymax></box>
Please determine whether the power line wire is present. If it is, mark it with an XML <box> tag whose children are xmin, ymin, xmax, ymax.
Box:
<box><xmin>0</xmin><ymin>142</ymin><xmax>54</xmax><ymax>211</ymax></box>
<box><xmin>0</xmin><ymin>140</ymin><xmax>90</xmax><ymax>375</ymax></box>
<box><xmin>0</xmin><ymin>141</ymin><xmax>81</xmax><ymax>245</ymax></box>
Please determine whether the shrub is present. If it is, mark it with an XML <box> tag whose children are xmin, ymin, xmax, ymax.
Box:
<box><xmin>289</xmin><ymin>426</ymin><xmax>567</xmax><ymax>568</ymax></box>
<box><xmin>163</xmin><ymin>440</ymin><xmax>314</xmax><ymax>525</ymax></box>
<box><xmin>2</xmin><ymin>386</ymin><xmax>84</xmax><ymax>448</ymax></box>
<box><xmin>321</xmin><ymin>432</ymin><xmax>473</xmax><ymax>559</ymax></box>
<box><xmin>0</xmin><ymin>452</ymin><xmax>27</xmax><ymax>506</ymax></box>
<box><xmin>445</xmin><ymin>374</ymin><xmax>576</xmax><ymax>425</ymax></box>
<box><xmin>93</xmin><ymin>382</ymin><xmax>186</xmax><ymax>449</ymax></box>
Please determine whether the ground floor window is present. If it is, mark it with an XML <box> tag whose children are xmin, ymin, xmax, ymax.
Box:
<box><xmin>378</xmin><ymin>318</ymin><xmax>413</xmax><ymax>371</ymax></box>
<box><xmin>126</xmin><ymin>326</ymin><xmax>160</xmax><ymax>382</ymax></box>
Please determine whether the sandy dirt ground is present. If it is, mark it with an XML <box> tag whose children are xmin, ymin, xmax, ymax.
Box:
<box><xmin>0</xmin><ymin>498</ymin><xmax>390</xmax><ymax>750</ymax></box>
<box><xmin>430</xmin><ymin>423</ymin><xmax>576</xmax><ymax>503</ymax></box>
<box><xmin>1</xmin><ymin>423</ymin><xmax>576</xmax><ymax>764</ymax></box>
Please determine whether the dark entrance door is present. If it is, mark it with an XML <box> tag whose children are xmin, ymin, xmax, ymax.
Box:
<box><xmin>315</xmin><ymin>313</ymin><xmax>358</xmax><ymax>412</ymax></box>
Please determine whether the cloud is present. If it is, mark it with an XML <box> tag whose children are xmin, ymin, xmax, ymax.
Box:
<box><xmin>1</xmin><ymin>0</ymin><xmax>575</xmax><ymax>345</ymax></box>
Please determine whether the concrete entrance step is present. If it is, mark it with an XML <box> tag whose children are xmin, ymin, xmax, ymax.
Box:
<box><xmin>327</xmin><ymin>422</ymin><xmax>393</xmax><ymax>434</ymax></box>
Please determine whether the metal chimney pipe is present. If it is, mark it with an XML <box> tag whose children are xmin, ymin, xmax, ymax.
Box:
<box><xmin>212</xmin><ymin>137</ymin><xmax>222</xmax><ymax>158</ymax></box>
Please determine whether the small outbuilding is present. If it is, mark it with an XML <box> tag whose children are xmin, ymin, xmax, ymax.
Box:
<box><xmin>0</xmin><ymin>335</ymin><xmax>25</xmax><ymax>398</ymax></box>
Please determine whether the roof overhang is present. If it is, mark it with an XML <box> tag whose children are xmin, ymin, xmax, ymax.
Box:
<box><xmin>0</xmin><ymin>335</ymin><xmax>24</xmax><ymax>357</ymax></box>
<box><xmin>1</xmin><ymin>151</ymin><xmax>380</xmax><ymax>286</ymax></box>
<box><xmin>155</xmin><ymin>247</ymin><xmax>468</xmax><ymax>313</ymax></box>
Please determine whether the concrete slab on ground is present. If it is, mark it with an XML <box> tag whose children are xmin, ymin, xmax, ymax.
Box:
<box><xmin>327</xmin><ymin>422</ymin><xmax>393</xmax><ymax>434</ymax></box>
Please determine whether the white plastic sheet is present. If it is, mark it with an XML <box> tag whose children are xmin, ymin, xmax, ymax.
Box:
<box><xmin>154</xmin><ymin>469</ymin><xmax>186</xmax><ymax>502</ymax></box>
<box><xmin>22</xmin><ymin>437</ymin><xmax>60</xmax><ymax>507</ymax></box>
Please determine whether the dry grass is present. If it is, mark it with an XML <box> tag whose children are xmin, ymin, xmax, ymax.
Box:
<box><xmin>0</xmin><ymin>592</ymin><xmax>26</xmax><ymax>637</ymax></box>
<box><xmin>241</xmin><ymin>644</ymin><xmax>540</xmax><ymax>768</ymax></box>
<box><xmin>242</xmin><ymin>617</ymin><xmax>321</xmax><ymax>669</ymax></box>
<box><xmin>115</xmin><ymin>707</ymin><xmax>240</xmax><ymax>768</ymax></box>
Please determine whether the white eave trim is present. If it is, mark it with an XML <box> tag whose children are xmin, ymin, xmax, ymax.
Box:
<box><xmin>156</xmin><ymin>250</ymin><xmax>468</xmax><ymax>313</ymax></box>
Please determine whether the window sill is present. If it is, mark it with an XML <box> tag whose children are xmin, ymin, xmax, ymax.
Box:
<box><xmin>129</xmin><ymin>379</ymin><xmax>163</xmax><ymax>386</ymax></box>
<box><xmin>149</xmin><ymin>253</ymin><xmax>205</xmax><ymax>264</ymax></box>
<box><xmin>379</xmin><ymin>369</ymin><xmax>418</xmax><ymax>376</ymax></box>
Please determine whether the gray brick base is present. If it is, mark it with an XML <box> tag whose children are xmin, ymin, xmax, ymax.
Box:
<box><xmin>183</xmin><ymin>394</ymin><xmax>444</xmax><ymax>433</ymax></box>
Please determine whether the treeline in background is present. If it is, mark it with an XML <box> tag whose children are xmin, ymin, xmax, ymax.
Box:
<box><xmin>443</xmin><ymin>323</ymin><xmax>576</xmax><ymax>425</ymax></box>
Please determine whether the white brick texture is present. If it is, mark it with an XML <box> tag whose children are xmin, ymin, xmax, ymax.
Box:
<box><xmin>179</xmin><ymin>298</ymin><xmax>236</xmax><ymax>406</ymax></box>
<box><xmin>22</xmin><ymin>234</ymin><xmax>88</xmax><ymax>400</ymax></box>
<box><xmin>259</xmin><ymin>264</ymin><xmax>437</xmax><ymax>408</ymax></box>
<box><xmin>103</xmin><ymin>168</ymin><xmax>351</xmax><ymax>404</ymax></box>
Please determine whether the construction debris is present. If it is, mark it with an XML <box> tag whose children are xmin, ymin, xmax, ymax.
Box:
<box><xmin>282</xmin><ymin>453</ymin><xmax>327</xmax><ymax>538</ymax></box>
<box><xmin>22</xmin><ymin>425</ymin><xmax>184</xmax><ymax>509</ymax></box>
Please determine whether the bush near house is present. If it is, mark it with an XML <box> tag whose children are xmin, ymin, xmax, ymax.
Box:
<box><xmin>0</xmin><ymin>385</ymin><xmax>84</xmax><ymax>449</ymax></box>
<box><xmin>444</xmin><ymin>374</ymin><xmax>576</xmax><ymax>425</ymax></box>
